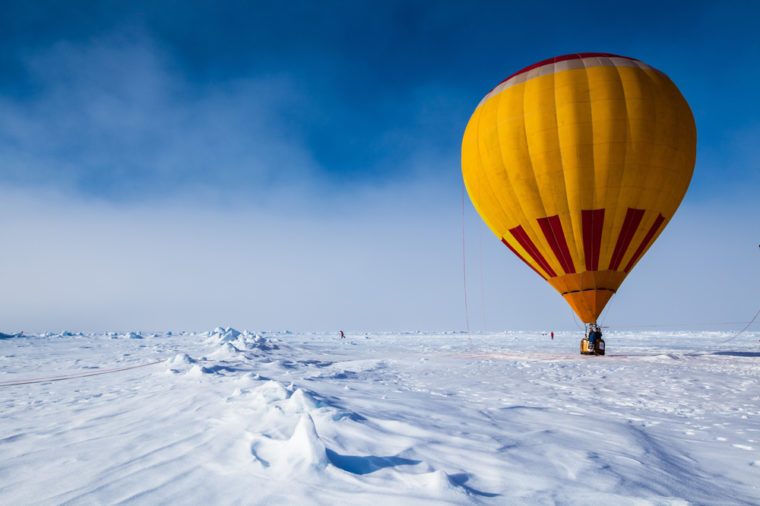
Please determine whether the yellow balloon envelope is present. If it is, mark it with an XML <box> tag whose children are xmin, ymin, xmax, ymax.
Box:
<box><xmin>461</xmin><ymin>53</ymin><xmax>696</xmax><ymax>323</ymax></box>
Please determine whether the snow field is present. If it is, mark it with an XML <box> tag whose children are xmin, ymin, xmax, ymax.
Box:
<box><xmin>1</xmin><ymin>328</ymin><xmax>759</xmax><ymax>504</ymax></box>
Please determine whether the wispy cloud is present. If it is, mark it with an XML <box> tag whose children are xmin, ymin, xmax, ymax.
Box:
<box><xmin>0</xmin><ymin>33</ymin><xmax>321</xmax><ymax>199</ymax></box>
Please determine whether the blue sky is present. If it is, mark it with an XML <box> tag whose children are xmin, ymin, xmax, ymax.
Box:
<box><xmin>0</xmin><ymin>1</ymin><xmax>758</xmax><ymax>332</ymax></box>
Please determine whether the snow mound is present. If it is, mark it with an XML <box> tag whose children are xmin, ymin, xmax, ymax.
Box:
<box><xmin>233</xmin><ymin>332</ymin><xmax>278</xmax><ymax>352</ymax></box>
<box><xmin>185</xmin><ymin>364</ymin><xmax>217</xmax><ymax>378</ymax></box>
<box><xmin>185</xmin><ymin>365</ymin><xmax>203</xmax><ymax>377</ymax></box>
<box><xmin>235</xmin><ymin>372</ymin><xmax>264</xmax><ymax>388</ymax></box>
<box><xmin>281</xmin><ymin>414</ymin><xmax>328</xmax><ymax>471</ymax></box>
<box><xmin>250</xmin><ymin>414</ymin><xmax>328</xmax><ymax>473</ymax></box>
<box><xmin>166</xmin><ymin>353</ymin><xmax>196</xmax><ymax>366</ymax></box>
<box><xmin>283</xmin><ymin>388</ymin><xmax>320</xmax><ymax>413</ymax></box>
<box><xmin>205</xmin><ymin>327</ymin><xmax>278</xmax><ymax>352</ymax></box>
<box><xmin>252</xmin><ymin>380</ymin><xmax>292</xmax><ymax>403</ymax></box>
<box><xmin>204</xmin><ymin>326</ymin><xmax>242</xmax><ymax>344</ymax></box>
<box><xmin>236</xmin><ymin>332</ymin><xmax>280</xmax><ymax>351</ymax></box>
<box><xmin>414</xmin><ymin>469</ymin><xmax>461</xmax><ymax>493</ymax></box>
<box><xmin>165</xmin><ymin>353</ymin><xmax>199</xmax><ymax>374</ymax></box>
<box><xmin>208</xmin><ymin>342</ymin><xmax>243</xmax><ymax>360</ymax></box>
<box><xmin>123</xmin><ymin>332</ymin><xmax>144</xmax><ymax>340</ymax></box>
<box><xmin>46</xmin><ymin>331</ymin><xmax>83</xmax><ymax>338</ymax></box>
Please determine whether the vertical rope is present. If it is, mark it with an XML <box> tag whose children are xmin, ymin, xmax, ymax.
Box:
<box><xmin>461</xmin><ymin>184</ymin><xmax>471</xmax><ymax>333</ymax></box>
<box><xmin>478</xmin><ymin>225</ymin><xmax>486</xmax><ymax>330</ymax></box>
<box><xmin>598</xmin><ymin>291</ymin><xmax>617</xmax><ymax>327</ymax></box>
<box><xmin>568</xmin><ymin>306</ymin><xmax>584</xmax><ymax>331</ymax></box>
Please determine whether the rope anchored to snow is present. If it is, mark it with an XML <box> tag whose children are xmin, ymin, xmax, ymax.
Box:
<box><xmin>0</xmin><ymin>360</ymin><xmax>163</xmax><ymax>387</ymax></box>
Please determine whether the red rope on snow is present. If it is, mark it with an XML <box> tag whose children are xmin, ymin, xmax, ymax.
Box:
<box><xmin>0</xmin><ymin>360</ymin><xmax>163</xmax><ymax>387</ymax></box>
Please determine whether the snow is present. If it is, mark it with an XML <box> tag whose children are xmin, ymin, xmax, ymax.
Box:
<box><xmin>1</xmin><ymin>329</ymin><xmax>759</xmax><ymax>504</ymax></box>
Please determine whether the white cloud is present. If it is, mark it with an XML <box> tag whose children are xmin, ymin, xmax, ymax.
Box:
<box><xmin>0</xmin><ymin>32</ymin><xmax>319</xmax><ymax>197</ymax></box>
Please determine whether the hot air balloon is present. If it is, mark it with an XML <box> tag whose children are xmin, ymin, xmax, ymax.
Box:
<box><xmin>461</xmin><ymin>53</ymin><xmax>696</xmax><ymax>354</ymax></box>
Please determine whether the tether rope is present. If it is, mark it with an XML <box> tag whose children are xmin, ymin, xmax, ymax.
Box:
<box><xmin>0</xmin><ymin>360</ymin><xmax>163</xmax><ymax>387</ymax></box>
<box><xmin>478</xmin><ymin>228</ymin><xmax>487</xmax><ymax>330</ymax></box>
<box><xmin>568</xmin><ymin>306</ymin><xmax>584</xmax><ymax>331</ymax></box>
<box><xmin>718</xmin><ymin>306</ymin><xmax>760</xmax><ymax>344</ymax></box>
<box><xmin>461</xmin><ymin>184</ymin><xmax>471</xmax><ymax>334</ymax></box>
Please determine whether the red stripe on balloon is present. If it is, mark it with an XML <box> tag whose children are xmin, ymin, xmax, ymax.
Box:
<box><xmin>582</xmin><ymin>209</ymin><xmax>605</xmax><ymax>271</ymax></box>
<box><xmin>501</xmin><ymin>238</ymin><xmax>547</xmax><ymax>280</ymax></box>
<box><xmin>537</xmin><ymin>215</ymin><xmax>576</xmax><ymax>274</ymax></box>
<box><xmin>623</xmin><ymin>214</ymin><xmax>665</xmax><ymax>273</ymax></box>
<box><xmin>508</xmin><ymin>226</ymin><xmax>557</xmax><ymax>278</ymax></box>
<box><xmin>608</xmin><ymin>208</ymin><xmax>645</xmax><ymax>270</ymax></box>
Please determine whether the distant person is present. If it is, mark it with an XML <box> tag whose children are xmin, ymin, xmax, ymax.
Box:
<box><xmin>550</xmin><ymin>331</ymin><xmax>554</xmax><ymax>340</ymax></box>
<box><xmin>339</xmin><ymin>330</ymin><xmax>345</xmax><ymax>339</ymax></box>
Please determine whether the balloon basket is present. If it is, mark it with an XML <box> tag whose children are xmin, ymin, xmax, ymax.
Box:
<box><xmin>580</xmin><ymin>338</ymin><xmax>605</xmax><ymax>356</ymax></box>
